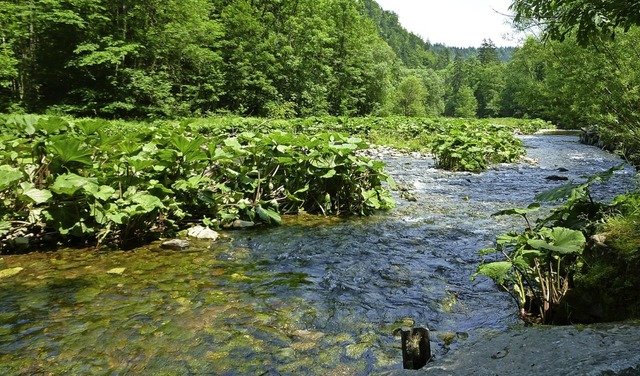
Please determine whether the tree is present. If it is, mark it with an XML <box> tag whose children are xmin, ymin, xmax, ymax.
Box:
<box><xmin>478</xmin><ymin>39</ymin><xmax>500</xmax><ymax>65</ymax></box>
<box><xmin>412</xmin><ymin>68</ymin><xmax>445</xmax><ymax>116</ymax></box>
<box><xmin>474</xmin><ymin>39</ymin><xmax>505</xmax><ymax>117</ymax></box>
<box><xmin>511</xmin><ymin>0</ymin><xmax>640</xmax><ymax>46</ymax></box>
<box><xmin>503</xmin><ymin>30</ymin><xmax>640</xmax><ymax>132</ymax></box>
<box><xmin>450</xmin><ymin>85</ymin><xmax>477</xmax><ymax>118</ymax></box>
<box><xmin>392</xmin><ymin>75</ymin><xmax>426</xmax><ymax>116</ymax></box>
<box><xmin>0</xmin><ymin>0</ymin><xmax>93</xmax><ymax>112</ymax></box>
<box><xmin>445</xmin><ymin>54</ymin><xmax>478</xmax><ymax>117</ymax></box>
<box><xmin>501</xmin><ymin>37</ymin><xmax>549</xmax><ymax>118</ymax></box>
<box><xmin>475</xmin><ymin>63</ymin><xmax>505</xmax><ymax>117</ymax></box>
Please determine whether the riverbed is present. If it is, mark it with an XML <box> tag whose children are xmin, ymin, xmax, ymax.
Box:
<box><xmin>0</xmin><ymin>134</ymin><xmax>636</xmax><ymax>375</ymax></box>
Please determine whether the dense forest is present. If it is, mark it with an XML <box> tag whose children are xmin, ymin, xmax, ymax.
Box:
<box><xmin>1</xmin><ymin>0</ymin><xmax>637</xmax><ymax>143</ymax></box>
<box><xmin>0</xmin><ymin>0</ymin><xmax>480</xmax><ymax>118</ymax></box>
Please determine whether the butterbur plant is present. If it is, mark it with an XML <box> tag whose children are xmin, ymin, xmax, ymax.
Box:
<box><xmin>0</xmin><ymin>115</ymin><xmax>397</xmax><ymax>251</ymax></box>
<box><xmin>474</xmin><ymin>167</ymin><xmax>621</xmax><ymax>324</ymax></box>
<box><xmin>474</xmin><ymin>224</ymin><xmax>586</xmax><ymax>324</ymax></box>
<box><xmin>431</xmin><ymin>120</ymin><xmax>525</xmax><ymax>172</ymax></box>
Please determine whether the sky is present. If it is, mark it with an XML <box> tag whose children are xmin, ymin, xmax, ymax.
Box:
<box><xmin>374</xmin><ymin>0</ymin><xmax>521</xmax><ymax>47</ymax></box>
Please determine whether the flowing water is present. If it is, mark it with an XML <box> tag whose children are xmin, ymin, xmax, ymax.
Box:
<box><xmin>0</xmin><ymin>134</ymin><xmax>636</xmax><ymax>375</ymax></box>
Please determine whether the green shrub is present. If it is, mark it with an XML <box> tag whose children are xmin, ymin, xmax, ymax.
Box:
<box><xmin>431</xmin><ymin>120</ymin><xmax>525</xmax><ymax>172</ymax></box>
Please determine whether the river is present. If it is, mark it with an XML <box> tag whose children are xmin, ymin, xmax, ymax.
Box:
<box><xmin>0</xmin><ymin>134</ymin><xmax>636</xmax><ymax>375</ymax></box>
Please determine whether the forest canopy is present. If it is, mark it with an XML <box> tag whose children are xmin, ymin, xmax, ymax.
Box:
<box><xmin>0</xmin><ymin>0</ymin><xmax>639</xmax><ymax>151</ymax></box>
<box><xmin>0</xmin><ymin>0</ymin><xmax>516</xmax><ymax>119</ymax></box>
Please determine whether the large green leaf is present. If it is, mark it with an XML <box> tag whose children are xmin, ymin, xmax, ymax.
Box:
<box><xmin>0</xmin><ymin>221</ymin><xmax>11</xmax><ymax>237</ymax></box>
<box><xmin>320</xmin><ymin>169</ymin><xmax>336</xmax><ymax>179</ymax></box>
<box><xmin>362</xmin><ymin>188</ymin><xmax>381</xmax><ymax>209</ymax></box>
<box><xmin>95</xmin><ymin>130</ymin><xmax>123</xmax><ymax>151</ymax></box>
<box><xmin>156</xmin><ymin>149</ymin><xmax>179</xmax><ymax>164</ymax></box>
<box><xmin>36</xmin><ymin>117</ymin><xmax>69</xmax><ymax>135</ymax></box>
<box><xmin>170</xmin><ymin>135</ymin><xmax>207</xmax><ymax>162</ymax></box>
<box><xmin>528</xmin><ymin>227</ymin><xmax>586</xmax><ymax>255</ymax></box>
<box><xmin>125</xmin><ymin>155</ymin><xmax>155</xmax><ymax>173</ymax></box>
<box><xmin>75</xmin><ymin>119</ymin><xmax>109</xmax><ymax>135</ymax></box>
<box><xmin>84</xmin><ymin>184</ymin><xmax>116</xmax><ymax>201</ymax></box>
<box><xmin>43</xmin><ymin>205</ymin><xmax>94</xmax><ymax>236</ymax></box>
<box><xmin>256</xmin><ymin>204</ymin><xmax>282</xmax><ymax>225</ymax></box>
<box><xmin>535</xmin><ymin>183</ymin><xmax>583</xmax><ymax>202</ymax></box>
<box><xmin>492</xmin><ymin>202</ymin><xmax>541</xmax><ymax>217</ymax></box>
<box><xmin>19</xmin><ymin>182</ymin><xmax>52</xmax><ymax>204</ymax></box>
<box><xmin>117</xmin><ymin>140</ymin><xmax>143</xmax><ymax>156</ymax></box>
<box><xmin>474</xmin><ymin>261</ymin><xmax>513</xmax><ymax>284</ymax></box>
<box><xmin>50</xmin><ymin>173</ymin><xmax>98</xmax><ymax>196</ymax></box>
<box><xmin>0</xmin><ymin>165</ymin><xmax>23</xmax><ymax>191</ymax></box>
<box><xmin>127</xmin><ymin>191</ymin><xmax>166</xmax><ymax>213</ymax></box>
<box><xmin>47</xmin><ymin>136</ymin><xmax>93</xmax><ymax>166</ymax></box>
<box><xmin>6</xmin><ymin>114</ymin><xmax>40</xmax><ymax>135</ymax></box>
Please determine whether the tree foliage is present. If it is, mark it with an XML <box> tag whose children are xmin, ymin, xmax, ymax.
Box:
<box><xmin>504</xmin><ymin>31</ymin><xmax>640</xmax><ymax>129</ymax></box>
<box><xmin>0</xmin><ymin>0</ymin><xmax>522</xmax><ymax>119</ymax></box>
<box><xmin>511</xmin><ymin>0</ymin><xmax>640</xmax><ymax>45</ymax></box>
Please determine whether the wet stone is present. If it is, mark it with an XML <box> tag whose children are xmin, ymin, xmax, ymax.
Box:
<box><xmin>230</xmin><ymin>219</ymin><xmax>255</xmax><ymax>228</ymax></box>
<box><xmin>161</xmin><ymin>239</ymin><xmax>190</xmax><ymax>249</ymax></box>
<box><xmin>107</xmin><ymin>267</ymin><xmax>126</xmax><ymax>275</ymax></box>
<box><xmin>187</xmin><ymin>226</ymin><xmax>219</xmax><ymax>240</ymax></box>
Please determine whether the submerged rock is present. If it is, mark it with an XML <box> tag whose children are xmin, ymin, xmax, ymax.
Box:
<box><xmin>0</xmin><ymin>267</ymin><xmax>24</xmax><ymax>279</ymax></box>
<box><xmin>107</xmin><ymin>267</ymin><xmax>126</xmax><ymax>275</ymax></box>
<box><xmin>161</xmin><ymin>239</ymin><xmax>190</xmax><ymax>249</ymax></box>
<box><xmin>544</xmin><ymin>175</ymin><xmax>569</xmax><ymax>181</ymax></box>
<box><xmin>229</xmin><ymin>220</ymin><xmax>255</xmax><ymax>229</ymax></box>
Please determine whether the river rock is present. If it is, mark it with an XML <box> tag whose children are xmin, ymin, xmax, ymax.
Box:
<box><xmin>107</xmin><ymin>267</ymin><xmax>126</xmax><ymax>275</ymax></box>
<box><xmin>592</xmin><ymin>233</ymin><xmax>608</xmax><ymax>248</ymax></box>
<box><xmin>187</xmin><ymin>225</ymin><xmax>219</xmax><ymax>240</ymax></box>
<box><xmin>161</xmin><ymin>239</ymin><xmax>190</xmax><ymax>249</ymax></box>
<box><xmin>230</xmin><ymin>219</ymin><xmax>255</xmax><ymax>229</ymax></box>
<box><xmin>544</xmin><ymin>175</ymin><xmax>569</xmax><ymax>181</ymax></box>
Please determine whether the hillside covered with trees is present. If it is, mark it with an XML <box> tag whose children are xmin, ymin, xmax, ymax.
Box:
<box><xmin>0</xmin><ymin>0</ymin><xmax>521</xmax><ymax>121</ymax></box>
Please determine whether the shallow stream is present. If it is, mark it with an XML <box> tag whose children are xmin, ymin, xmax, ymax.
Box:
<box><xmin>0</xmin><ymin>134</ymin><xmax>636</xmax><ymax>375</ymax></box>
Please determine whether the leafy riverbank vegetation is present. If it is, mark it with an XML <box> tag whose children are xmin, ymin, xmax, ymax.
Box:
<box><xmin>474</xmin><ymin>0</ymin><xmax>640</xmax><ymax>325</ymax></box>
<box><xmin>0</xmin><ymin>114</ymin><xmax>397</xmax><ymax>252</ymax></box>
<box><xmin>476</xmin><ymin>167</ymin><xmax>640</xmax><ymax>324</ymax></box>
<box><xmin>1</xmin><ymin>114</ymin><xmax>544</xmax><ymax>252</ymax></box>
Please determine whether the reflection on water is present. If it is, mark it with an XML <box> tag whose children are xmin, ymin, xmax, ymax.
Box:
<box><xmin>0</xmin><ymin>135</ymin><xmax>635</xmax><ymax>375</ymax></box>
